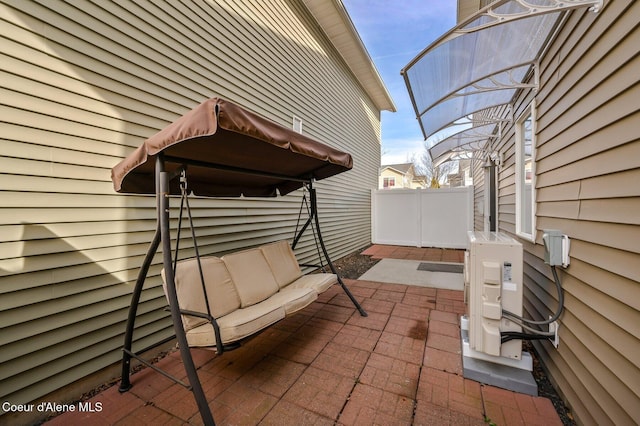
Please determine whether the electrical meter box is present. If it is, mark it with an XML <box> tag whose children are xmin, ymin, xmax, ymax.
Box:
<box><xmin>465</xmin><ymin>232</ymin><xmax>523</xmax><ymax>359</ymax></box>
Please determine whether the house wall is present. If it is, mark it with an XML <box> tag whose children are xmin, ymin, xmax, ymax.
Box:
<box><xmin>379</xmin><ymin>166</ymin><xmax>422</xmax><ymax>189</ymax></box>
<box><xmin>379</xmin><ymin>168</ymin><xmax>404</xmax><ymax>189</ymax></box>
<box><xmin>0</xmin><ymin>0</ymin><xmax>382</xmax><ymax>416</ymax></box>
<box><xmin>456</xmin><ymin>0</ymin><xmax>480</xmax><ymax>23</ymax></box>
<box><xmin>472</xmin><ymin>158</ymin><xmax>485</xmax><ymax>231</ymax></box>
<box><xmin>474</xmin><ymin>2</ymin><xmax>640</xmax><ymax>424</ymax></box>
<box><xmin>456</xmin><ymin>0</ymin><xmax>493</xmax><ymax>23</ymax></box>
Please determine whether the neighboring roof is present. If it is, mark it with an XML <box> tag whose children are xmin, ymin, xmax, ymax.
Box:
<box><xmin>380</xmin><ymin>163</ymin><xmax>414</xmax><ymax>174</ymax></box>
<box><xmin>302</xmin><ymin>0</ymin><xmax>396</xmax><ymax>112</ymax></box>
<box><xmin>401</xmin><ymin>0</ymin><xmax>603</xmax><ymax>162</ymax></box>
<box><xmin>111</xmin><ymin>98</ymin><xmax>352</xmax><ymax>197</ymax></box>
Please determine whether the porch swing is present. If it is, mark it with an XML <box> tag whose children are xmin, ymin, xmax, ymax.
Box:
<box><xmin>111</xmin><ymin>98</ymin><xmax>367</xmax><ymax>425</ymax></box>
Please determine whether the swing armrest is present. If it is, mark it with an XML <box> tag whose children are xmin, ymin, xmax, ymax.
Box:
<box><xmin>163</xmin><ymin>306</ymin><xmax>219</xmax><ymax>328</ymax></box>
<box><xmin>182</xmin><ymin>310</ymin><xmax>224</xmax><ymax>354</ymax></box>
<box><xmin>167</xmin><ymin>307</ymin><xmax>224</xmax><ymax>353</ymax></box>
<box><xmin>163</xmin><ymin>306</ymin><xmax>212</xmax><ymax>322</ymax></box>
<box><xmin>180</xmin><ymin>309</ymin><xmax>215</xmax><ymax>322</ymax></box>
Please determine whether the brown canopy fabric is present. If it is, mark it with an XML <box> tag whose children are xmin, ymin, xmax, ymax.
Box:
<box><xmin>111</xmin><ymin>98</ymin><xmax>353</xmax><ymax>197</ymax></box>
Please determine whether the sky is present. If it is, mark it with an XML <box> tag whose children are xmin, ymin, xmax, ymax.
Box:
<box><xmin>342</xmin><ymin>0</ymin><xmax>458</xmax><ymax>166</ymax></box>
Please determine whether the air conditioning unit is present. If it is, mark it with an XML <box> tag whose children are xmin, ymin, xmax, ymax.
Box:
<box><xmin>463</xmin><ymin>231</ymin><xmax>531</xmax><ymax>369</ymax></box>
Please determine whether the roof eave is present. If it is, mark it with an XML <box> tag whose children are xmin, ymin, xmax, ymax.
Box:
<box><xmin>303</xmin><ymin>0</ymin><xmax>396</xmax><ymax>112</ymax></box>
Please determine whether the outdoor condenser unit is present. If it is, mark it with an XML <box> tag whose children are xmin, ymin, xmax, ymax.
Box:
<box><xmin>463</xmin><ymin>231</ymin><xmax>525</xmax><ymax>362</ymax></box>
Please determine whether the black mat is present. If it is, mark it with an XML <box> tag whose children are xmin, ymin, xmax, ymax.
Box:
<box><xmin>417</xmin><ymin>262</ymin><xmax>463</xmax><ymax>274</ymax></box>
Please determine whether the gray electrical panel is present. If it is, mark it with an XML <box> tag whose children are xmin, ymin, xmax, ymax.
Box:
<box><xmin>542</xmin><ymin>229</ymin><xmax>570</xmax><ymax>267</ymax></box>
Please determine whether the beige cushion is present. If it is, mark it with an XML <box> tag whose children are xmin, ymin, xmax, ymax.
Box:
<box><xmin>222</xmin><ymin>248</ymin><xmax>279</xmax><ymax>307</ymax></box>
<box><xmin>185</xmin><ymin>300</ymin><xmax>285</xmax><ymax>347</ymax></box>
<box><xmin>287</xmin><ymin>273</ymin><xmax>337</xmax><ymax>294</ymax></box>
<box><xmin>268</xmin><ymin>287</ymin><xmax>317</xmax><ymax>315</ymax></box>
<box><xmin>162</xmin><ymin>256</ymin><xmax>241</xmax><ymax>330</ymax></box>
<box><xmin>260</xmin><ymin>240</ymin><xmax>302</xmax><ymax>288</ymax></box>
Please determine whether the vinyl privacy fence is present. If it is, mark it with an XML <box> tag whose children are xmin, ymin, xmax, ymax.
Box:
<box><xmin>371</xmin><ymin>187</ymin><xmax>473</xmax><ymax>249</ymax></box>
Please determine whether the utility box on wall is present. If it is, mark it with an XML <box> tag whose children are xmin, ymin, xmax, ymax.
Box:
<box><xmin>466</xmin><ymin>231</ymin><xmax>523</xmax><ymax>360</ymax></box>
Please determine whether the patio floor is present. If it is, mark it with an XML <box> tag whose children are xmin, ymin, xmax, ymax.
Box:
<box><xmin>45</xmin><ymin>245</ymin><xmax>561</xmax><ymax>425</ymax></box>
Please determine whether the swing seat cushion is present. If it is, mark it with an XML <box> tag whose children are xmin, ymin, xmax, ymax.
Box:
<box><xmin>185</xmin><ymin>287</ymin><xmax>316</xmax><ymax>346</ymax></box>
<box><xmin>287</xmin><ymin>273</ymin><xmax>337</xmax><ymax>294</ymax></box>
<box><xmin>186</xmin><ymin>300</ymin><xmax>284</xmax><ymax>347</ymax></box>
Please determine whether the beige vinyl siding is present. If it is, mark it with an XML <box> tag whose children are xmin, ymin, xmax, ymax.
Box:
<box><xmin>0</xmin><ymin>0</ymin><xmax>382</xmax><ymax>413</ymax></box>
<box><xmin>456</xmin><ymin>0</ymin><xmax>480</xmax><ymax>23</ymax></box>
<box><xmin>472</xmin><ymin>158</ymin><xmax>485</xmax><ymax>231</ymax></box>
<box><xmin>480</xmin><ymin>2</ymin><xmax>640</xmax><ymax>424</ymax></box>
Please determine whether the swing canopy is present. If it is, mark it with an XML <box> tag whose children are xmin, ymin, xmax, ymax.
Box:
<box><xmin>112</xmin><ymin>98</ymin><xmax>353</xmax><ymax>197</ymax></box>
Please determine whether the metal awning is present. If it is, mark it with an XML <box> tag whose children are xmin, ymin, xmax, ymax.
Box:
<box><xmin>429</xmin><ymin>123</ymin><xmax>500</xmax><ymax>166</ymax></box>
<box><xmin>402</xmin><ymin>0</ymin><xmax>603</xmax><ymax>163</ymax></box>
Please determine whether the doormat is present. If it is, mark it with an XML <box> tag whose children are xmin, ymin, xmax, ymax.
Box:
<box><xmin>417</xmin><ymin>262</ymin><xmax>463</xmax><ymax>274</ymax></box>
<box><xmin>358</xmin><ymin>259</ymin><xmax>464</xmax><ymax>290</ymax></box>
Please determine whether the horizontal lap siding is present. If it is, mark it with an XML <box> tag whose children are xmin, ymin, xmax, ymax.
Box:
<box><xmin>486</xmin><ymin>2</ymin><xmax>640</xmax><ymax>424</ymax></box>
<box><xmin>0</xmin><ymin>0</ymin><xmax>381</xmax><ymax>412</ymax></box>
<box><xmin>472</xmin><ymin>157</ymin><xmax>485</xmax><ymax>231</ymax></box>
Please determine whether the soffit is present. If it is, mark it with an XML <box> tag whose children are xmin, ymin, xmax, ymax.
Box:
<box><xmin>401</xmin><ymin>0</ymin><xmax>603</xmax><ymax>162</ymax></box>
<box><xmin>302</xmin><ymin>0</ymin><xmax>396</xmax><ymax>112</ymax></box>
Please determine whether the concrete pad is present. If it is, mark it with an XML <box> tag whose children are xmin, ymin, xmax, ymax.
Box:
<box><xmin>462</xmin><ymin>355</ymin><xmax>538</xmax><ymax>396</ymax></box>
<box><xmin>358</xmin><ymin>258</ymin><xmax>464</xmax><ymax>290</ymax></box>
<box><xmin>460</xmin><ymin>321</ymin><xmax>537</xmax><ymax>396</ymax></box>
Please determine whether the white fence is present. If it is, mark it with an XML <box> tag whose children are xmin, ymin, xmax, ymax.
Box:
<box><xmin>371</xmin><ymin>187</ymin><xmax>473</xmax><ymax>249</ymax></box>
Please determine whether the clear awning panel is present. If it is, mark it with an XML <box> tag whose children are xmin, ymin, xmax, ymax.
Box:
<box><xmin>402</xmin><ymin>0</ymin><xmax>603</xmax><ymax>161</ymax></box>
<box><xmin>430</xmin><ymin>123</ymin><xmax>499</xmax><ymax>166</ymax></box>
<box><xmin>420</xmin><ymin>85</ymin><xmax>517</xmax><ymax>137</ymax></box>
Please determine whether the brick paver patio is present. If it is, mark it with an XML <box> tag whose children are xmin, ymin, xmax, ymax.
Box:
<box><xmin>45</xmin><ymin>245</ymin><xmax>561</xmax><ymax>425</ymax></box>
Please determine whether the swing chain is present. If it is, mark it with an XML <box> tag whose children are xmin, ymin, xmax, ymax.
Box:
<box><xmin>173</xmin><ymin>169</ymin><xmax>223</xmax><ymax>351</ymax></box>
<box><xmin>180</xmin><ymin>169</ymin><xmax>188</xmax><ymax>190</ymax></box>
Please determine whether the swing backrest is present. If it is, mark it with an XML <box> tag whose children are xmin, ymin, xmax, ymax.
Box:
<box><xmin>221</xmin><ymin>248</ymin><xmax>280</xmax><ymax>308</ymax></box>
<box><xmin>162</xmin><ymin>242</ymin><xmax>303</xmax><ymax>318</ymax></box>
<box><xmin>162</xmin><ymin>257</ymin><xmax>241</xmax><ymax>330</ymax></box>
<box><xmin>261</xmin><ymin>241</ymin><xmax>303</xmax><ymax>288</ymax></box>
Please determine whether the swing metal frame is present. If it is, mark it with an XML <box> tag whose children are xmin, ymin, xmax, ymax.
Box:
<box><xmin>112</xmin><ymin>98</ymin><xmax>367</xmax><ymax>425</ymax></box>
